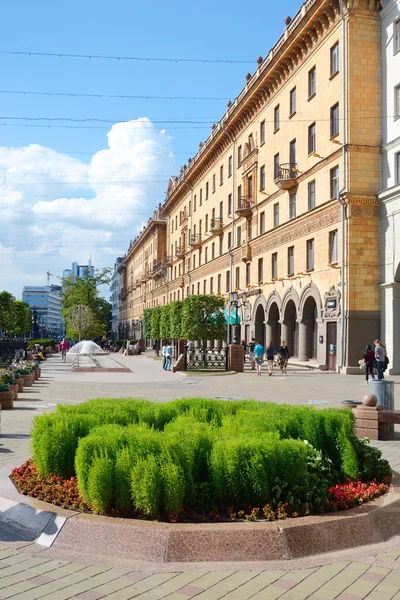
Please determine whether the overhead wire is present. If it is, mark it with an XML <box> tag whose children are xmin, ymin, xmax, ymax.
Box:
<box><xmin>0</xmin><ymin>89</ymin><xmax>232</xmax><ymax>101</ymax></box>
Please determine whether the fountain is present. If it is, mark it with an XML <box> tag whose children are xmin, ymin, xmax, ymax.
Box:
<box><xmin>68</xmin><ymin>340</ymin><xmax>109</xmax><ymax>356</ymax></box>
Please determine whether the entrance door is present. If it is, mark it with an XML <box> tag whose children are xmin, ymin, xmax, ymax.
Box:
<box><xmin>327</xmin><ymin>322</ymin><xmax>337</xmax><ymax>371</ymax></box>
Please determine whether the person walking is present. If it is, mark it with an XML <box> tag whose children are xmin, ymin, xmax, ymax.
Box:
<box><xmin>374</xmin><ymin>339</ymin><xmax>385</xmax><ymax>381</ymax></box>
<box><xmin>164</xmin><ymin>340</ymin><xmax>172</xmax><ymax>371</ymax></box>
<box><xmin>58</xmin><ymin>337</ymin><xmax>69</xmax><ymax>363</ymax></box>
<box><xmin>363</xmin><ymin>344</ymin><xmax>375</xmax><ymax>383</ymax></box>
<box><xmin>249</xmin><ymin>339</ymin><xmax>256</xmax><ymax>370</ymax></box>
<box><xmin>254</xmin><ymin>341</ymin><xmax>264</xmax><ymax>376</ymax></box>
<box><xmin>161</xmin><ymin>341</ymin><xmax>166</xmax><ymax>370</ymax></box>
<box><xmin>277</xmin><ymin>341</ymin><xmax>290</xmax><ymax>374</ymax></box>
<box><xmin>241</xmin><ymin>339</ymin><xmax>247</xmax><ymax>364</ymax></box>
<box><xmin>266</xmin><ymin>340</ymin><xmax>276</xmax><ymax>376</ymax></box>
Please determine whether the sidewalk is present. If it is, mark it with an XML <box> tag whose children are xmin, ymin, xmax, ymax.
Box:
<box><xmin>0</xmin><ymin>355</ymin><xmax>400</xmax><ymax>599</ymax></box>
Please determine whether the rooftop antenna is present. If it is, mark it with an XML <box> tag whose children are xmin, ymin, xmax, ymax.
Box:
<box><xmin>46</xmin><ymin>270</ymin><xmax>53</xmax><ymax>286</ymax></box>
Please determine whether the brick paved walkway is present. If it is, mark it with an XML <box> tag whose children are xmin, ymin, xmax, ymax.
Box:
<box><xmin>0</xmin><ymin>354</ymin><xmax>400</xmax><ymax>599</ymax></box>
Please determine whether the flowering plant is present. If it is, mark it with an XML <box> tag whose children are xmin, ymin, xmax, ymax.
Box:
<box><xmin>0</xmin><ymin>369</ymin><xmax>16</xmax><ymax>385</ymax></box>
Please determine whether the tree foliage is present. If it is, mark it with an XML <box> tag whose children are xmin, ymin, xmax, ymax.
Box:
<box><xmin>169</xmin><ymin>301</ymin><xmax>183</xmax><ymax>340</ymax></box>
<box><xmin>159</xmin><ymin>304</ymin><xmax>171</xmax><ymax>339</ymax></box>
<box><xmin>142</xmin><ymin>309</ymin><xmax>153</xmax><ymax>339</ymax></box>
<box><xmin>181</xmin><ymin>295</ymin><xmax>225</xmax><ymax>341</ymax></box>
<box><xmin>150</xmin><ymin>306</ymin><xmax>162</xmax><ymax>339</ymax></box>
<box><xmin>0</xmin><ymin>291</ymin><xmax>31</xmax><ymax>336</ymax></box>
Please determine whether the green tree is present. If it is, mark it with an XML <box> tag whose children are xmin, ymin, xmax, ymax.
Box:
<box><xmin>159</xmin><ymin>305</ymin><xmax>171</xmax><ymax>339</ymax></box>
<box><xmin>169</xmin><ymin>301</ymin><xmax>183</xmax><ymax>340</ymax></box>
<box><xmin>151</xmin><ymin>306</ymin><xmax>162</xmax><ymax>339</ymax></box>
<box><xmin>0</xmin><ymin>291</ymin><xmax>14</xmax><ymax>333</ymax></box>
<box><xmin>181</xmin><ymin>295</ymin><xmax>226</xmax><ymax>342</ymax></box>
<box><xmin>142</xmin><ymin>308</ymin><xmax>153</xmax><ymax>339</ymax></box>
<box><xmin>11</xmin><ymin>300</ymin><xmax>31</xmax><ymax>336</ymax></box>
<box><xmin>65</xmin><ymin>305</ymin><xmax>106</xmax><ymax>340</ymax></box>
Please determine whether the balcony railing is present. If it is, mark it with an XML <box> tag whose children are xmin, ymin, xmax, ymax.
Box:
<box><xmin>180</xmin><ymin>211</ymin><xmax>188</xmax><ymax>228</ymax></box>
<box><xmin>152</xmin><ymin>260</ymin><xmax>163</xmax><ymax>276</ymax></box>
<box><xmin>236</xmin><ymin>196</ymin><xmax>254</xmax><ymax>218</ymax></box>
<box><xmin>189</xmin><ymin>234</ymin><xmax>202</xmax><ymax>249</ymax></box>
<box><xmin>163</xmin><ymin>255</ymin><xmax>173</xmax><ymax>267</ymax></box>
<box><xmin>176</xmin><ymin>245</ymin><xmax>186</xmax><ymax>259</ymax></box>
<box><xmin>241</xmin><ymin>242</ymin><xmax>252</xmax><ymax>263</ymax></box>
<box><xmin>210</xmin><ymin>218</ymin><xmax>224</xmax><ymax>234</ymax></box>
<box><xmin>274</xmin><ymin>163</ymin><xmax>299</xmax><ymax>189</ymax></box>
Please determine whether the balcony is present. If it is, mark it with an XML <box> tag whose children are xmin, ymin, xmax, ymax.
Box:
<box><xmin>180</xmin><ymin>211</ymin><xmax>188</xmax><ymax>231</ymax></box>
<box><xmin>274</xmin><ymin>163</ymin><xmax>299</xmax><ymax>190</ymax></box>
<box><xmin>141</xmin><ymin>272</ymin><xmax>147</xmax><ymax>283</ymax></box>
<box><xmin>210</xmin><ymin>218</ymin><xmax>224</xmax><ymax>235</ymax></box>
<box><xmin>189</xmin><ymin>234</ymin><xmax>202</xmax><ymax>249</ymax></box>
<box><xmin>163</xmin><ymin>255</ymin><xmax>172</xmax><ymax>267</ymax></box>
<box><xmin>152</xmin><ymin>260</ymin><xmax>163</xmax><ymax>277</ymax></box>
<box><xmin>241</xmin><ymin>242</ymin><xmax>252</xmax><ymax>263</ymax></box>
<box><xmin>119</xmin><ymin>286</ymin><xmax>128</xmax><ymax>299</ymax></box>
<box><xmin>236</xmin><ymin>196</ymin><xmax>255</xmax><ymax>218</ymax></box>
<box><xmin>176</xmin><ymin>245</ymin><xmax>186</xmax><ymax>259</ymax></box>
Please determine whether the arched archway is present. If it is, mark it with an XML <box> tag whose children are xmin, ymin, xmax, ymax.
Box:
<box><xmin>255</xmin><ymin>304</ymin><xmax>265</xmax><ymax>346</ymax></box>
<box><xmin>302</xmin><ymin>296</ymin><xmax>318</xmax><ymax>359</ymax></box>
<box><xmin>267</xmin><ymin>303</ymin><xmax>280</xmax><ymax>349</ymax></box>
<box><xmin>283</xmin><ymin>300</ymin><xmax>298</xmax><ymax>357</ymax></box>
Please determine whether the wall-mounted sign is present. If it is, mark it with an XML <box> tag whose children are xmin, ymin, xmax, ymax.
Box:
<box><xmin>326</xmin><ymin>299</ymin><xmax>337</xmax><ymax>310</ymax></box>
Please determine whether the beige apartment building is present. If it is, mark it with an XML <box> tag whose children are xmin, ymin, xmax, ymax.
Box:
<box><xmin>119</xmin><ymin>0</ymin><xmax>382</xmax><ymax>372</ymax></box>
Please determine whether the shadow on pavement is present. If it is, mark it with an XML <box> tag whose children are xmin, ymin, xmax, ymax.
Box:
<box><xmin>0</xmin><ymin>503</ymin><xmax>59</xmax><ymax>542</ymax></box>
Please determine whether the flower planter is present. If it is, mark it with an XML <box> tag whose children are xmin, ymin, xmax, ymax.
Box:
<box><xmin>38</xmin><ymin>367</ymin><xmax>41</xmax><ymax>378</ymax></box>
<box><xmin>0</xmin><ymin>390</ymin><xmax>13</xmax><ymax>409</ymax></box>
<box><xmin>0</xmin><ymin>384</ymin><xmax>10</xmax><ymax>392</ymax></box>
<box><xmin>15</xmin><ymin>378</ymin><xmax>24</xmax><ymax>393</ymax></box>
<box><xmin>34</xmin><ymin>370</ymin><xmax>39</xmax><ymax>381</ymax></box>
<box><xmin>10</xmin><ymin>384</ymin><xmax>18</xmax><ymax>400</ymax></box>
<box><xmin>21</xmin><ymin>373</ymin><xmax>33</xmax><ymax>387</ymax></box>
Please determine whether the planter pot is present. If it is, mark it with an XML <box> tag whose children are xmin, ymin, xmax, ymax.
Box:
<box><xmin>15</xmin><ymin>378</ymin><xmax>24</xmax><ymax>393</ymax></box>
<box><xmin>10</xmin><ymin>384</ymin><xmax>18</xmax><ymax>400</ymax></box>
<box><xmin>0</xmin><ymin>390</ymin><xmax>13</xmax><ymax>409</ymax></box>
<box><xmin>34</xmin><ymin>370</ymin><xmax>39</xmax><ymax>381</ymax></box>
<box><xmin>21</xmin><ymin>373</ymin><xmax>33</xmax><ymax>387</ymax></box>
<box><xmin>0</xmin><ymin>384</ymin><xmax>10</xmax><ymax>392</ymax></box>
<box><xmin>38</xmin><ymin>367</ymin><xmax>41</xmax><ymax>378</ymax></box>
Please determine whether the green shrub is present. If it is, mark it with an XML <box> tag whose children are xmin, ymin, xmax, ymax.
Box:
<box><xmin>30</xmin><ymin>397</ymin><xmax>390</xmax><ymax>519</ymax></box>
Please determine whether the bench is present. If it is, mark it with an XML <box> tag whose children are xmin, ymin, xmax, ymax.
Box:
<box><xmin>354</xmin><ymin>405</ymin><xmax>400</xmax><ymax>440</ymax></box>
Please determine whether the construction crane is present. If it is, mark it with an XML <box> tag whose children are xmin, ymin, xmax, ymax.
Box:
<box><xmin>46</xmin><ymin>270</ymin><xmax>53</xmax><ymax>286</ymax></box>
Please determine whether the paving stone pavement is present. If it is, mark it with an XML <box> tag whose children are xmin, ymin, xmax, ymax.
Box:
<box><xmin>0</xmin><ymin>354</ymin><xmax>400</xmax><ymax>599</ymax></box>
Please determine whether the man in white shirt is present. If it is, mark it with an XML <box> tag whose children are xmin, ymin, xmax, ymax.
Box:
<box><xmin>161</xmin><ymin>342</ymin><xmax>166</xmax><ymax>370</ymax></box>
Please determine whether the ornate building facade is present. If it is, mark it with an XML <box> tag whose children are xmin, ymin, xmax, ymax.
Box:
<box><xmin>119</xmin><ymin>0</ymin><xmax>382</xmax><ymax>372</ymax></box>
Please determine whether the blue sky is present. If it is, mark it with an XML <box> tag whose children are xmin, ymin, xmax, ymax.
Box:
<box><xmin>0</xmin><ymin>0</ymin><xmax>302</xmax><ymax>298</ymax></box>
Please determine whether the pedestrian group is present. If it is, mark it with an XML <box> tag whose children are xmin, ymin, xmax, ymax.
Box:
<box><xmin>361</xmin><ymin>340</ymin><xmax>390</xmax><ymax>382</ymax></box>
<box><xmin>245</xmin><ymin>338</ymin><xmax>291</xmax><ymax>376</ymax></box>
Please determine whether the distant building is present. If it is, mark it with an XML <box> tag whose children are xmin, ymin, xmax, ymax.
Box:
<box><xmin>63</xmin><ymin>260</ymin><xmax>95</xmax><ymax>281</ymax></box>
<box><xmin>22</xmin><ymin>285</ymin><xmax>64</xmax><ymax>337</ymax></box>
<box><xmin>110</xmin><ymin>257</ymin><xmax>123</xmax><ymax>336</ymax></box>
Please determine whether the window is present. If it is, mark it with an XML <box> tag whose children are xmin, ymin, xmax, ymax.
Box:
<box><xmin>219</xmin><ymin>201</ymin><xmax>223</xmax><ymax>220</ymax></box>
<box><xmin>290</xmin><ymin>139</ymin><xmax>296</xmax><ymax>165</ymax></box>
<box><xmin>238</xmin><ymin>145</ymin><xmax>242</xmax><ymax>164</ymax></box>
<box><xmin>331</xmin><ymin>103</ymin><xmax>339</xmax><ymax>137</ymax></box>
<box><xmin>308</xmin><ymin>122</ymin><xmax>316</xmax><ymax>154</ymax></box>
<box><xmin>237</xmin><ymin>226</ymin><xmax>242</xmax><ymax>246</ymax></box>
<box><xmin>211</xmin><ymin>207</ymin><xmax>215</xmax><ymax>221</ymax></box>
<box><xmin>288</xmin><ymin>246</ymin><xmax>294</xmax><ymax>276</ymax></box>
<box><xmin>228</xmin><ymin>155</ymin><xmax>233</xmax><ymax>177</ymax></box>
<box><xmin>308</xmin><ymin>66</ymin><xmax>316</xmax><ymax>98</ymax></box>
<box><xmin>219</xmin><ymin>236</ymin><xmax>224</xmax><ymax>256</ymax></box>
<box><xmin>307</xmin><ymin>239</ymin><xmax>315</xmax><ymax>271</ymax></box>
<box><xmin>205</xmin><ymin>214</ymin><xmax>208</xmax><ymax>232</ymax></box>
<box><xmin>212</xmin><ymin>242</ymin><xmax>215</xmax><ymax>260</ymax></box>
<box><xmin>205</xmin><ymin>247</ymin><xmax>208</xmax><ymax>263</ymax></box>
<box><xmin>199</xmin><ymin>219</ymin><xmax>202</xmax><ymax>236</ymax></box>
<box><xmin>228</xmin><ymin>193</ymin><xmax>232</xmax><ymax>214</ymax></box>
<box><xmin>171</xmin><ymin>219</ymin><xmax>174</xmax><ymax>233</ymax></box>
<box><xmin>395</xmin><ymin>19</ymin><xmax>400</xmax><ymax>54</ymax></box>
<box><xmin>274</xmin><ymin>153</ymin><xmax>280</xmax><ymax>180</ymax></box>
<box><xmin>289</xmin><ymin>87</ymin><xmax>296</xmax><ymax>116</ymax></box>
<box><xmin>248</xmin><ymin>134</ymin><xmax>254</xmax><ymax>152</ymax></box>
<box><xmin>220</xmin><ymin>165</ymin><xmax>224</xmax><ymax>185</ymax></box>
<box><xmin>218</xmin><ymin>274</ymin><xmax>221</xmax><ymax>294</ymax></box>
<box><xmin>193</xmin><ymin>255</ymin><xmax>196</xmax><ymax>270</ymax></box>
<box><xmin>258</xmin><ymin>258</ymin><xmax>263</xmax><ymax>284</ymax></box>
<box><xmin>274</xmin><ymin>105</ymin><xmax>280</xmax><ymax>131</ymax></box>
<box><xmin>260</xmin><ymin>165</ymin><xmax>265</xmax><ymax>190</ymax></box>
<box><xmin>175</xmin><ymin>215</ymin><xmax>178</xmax><ymax>229</ymax></box>
<box><xmin>228</xmin><ymin>231</ymin><xmax>232</xmax><ymax>248</ymax></box>
<box><xmin>197</xmin><ymin>282</ymin><xmax>200</xmax><ymax>295</ymax></box>
<box><xmin>210</xmin><ymin>277</ymin><xmax>213</xmax><ymax>294</ymax></box>
<box><xmin>194</xmin><ymin>195</ymin><xmax>197</xmax><ymax>212</ymax></box>
<box><xmin>273</xmin><ymin>203</ymin><xmax>279</xmax><ymax>228</ymax></box>
<box><xmin>329</xmin><ymin>230</ymin><xmax>338</xmax><ymax>264</ymax></box>
<box><xmin>330</xmin><ymin>166</ymin><xmax>339</xmax><ymax>199</ymax></box>
<box><xmin>203</xmin><ymin>280</ymin><xmax>207</xmax><ymax>294</ymax></box>
<box><xmin>396</xmin><ymin>152</ymin><xmax>400</xmax><ymax>185</ymax></box>
<box><xmin>226</xmin><ymin>271</ymin><xmax>230</xmax><ymax>292</ymax></box>
<box><xmin>205</xmin><ymin>181</ymin><xmax>209</xmax><ymax>199</ymax></box>
<box><xmin>192</xmin><ymin>284</ymin><xmax>194</xmax><ymax>295</ymax></box>
<box><xmin>289</xmin><ymin>193</ymin><xmax>296</xmax><ymax>220</ymax></box>
<box><xmin>189</xmin><ymin>200</ymin><xmax>192</xmax><ymax>216</ymax></box>
<box><xmin>260</xmin><ymin>211</ymin><xmax>265</xmax><ymax>235</ymax></box>
<box><xmin>308</xmin><ymin>180</ymin><xmax>316</xmax><ymax>210</ymax></box>
<box><xmin>235</xmin><ymin>266</ymin><xmax>240</xmax><ymax>289</ymax></box>
<box><xmin>272</xmin><ymin>253</ymin><xmax>278</xmax><ymax>279</ymax></box>
<box><xmin>260</xmin><ymin>120</ymin><xmax>266</xmax><ymax>144</ymax></box>
<box><xmin>330</xmin><ymin>42</ymin><xmax>339</xmax><ymax>77</ymax></box>
<box><xmin>199</xmin><ymin>188</ymin><xmax>203</xmax><ymax>206</ymax></box>
<box><xmin>212</xmin><ymin>174</ymin><xmax>216</xmax><ymax>193</ymax></box>
<box><xmin>396</xmin><ymin>85</ymin><xmax>400</xmax><ymax>119</ymax></box>
<box><xmin>245</xmin><ymin>262</ymin><xmax>250</xmax><ymax>286</ymax></box>
<box><xmin>248</xmin><ymin>175</ymin><xmax>253</xmax><ymax>199</ymax></box>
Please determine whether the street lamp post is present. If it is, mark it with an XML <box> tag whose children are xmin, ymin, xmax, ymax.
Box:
<box><xmin>229</xmin><ymin>291</ymin><xmax>248</xmax><ymax>344</ymax></box>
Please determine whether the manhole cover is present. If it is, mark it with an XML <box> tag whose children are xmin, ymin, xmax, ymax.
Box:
<box><xmin>298</xmin><ymin>399</ymin><xmax>331</xmax><ymax>406</ymax></box>
<box><xmin>341</xmin><ymin>400</ymin><xmax>362</xmax><ymax>406</ymax></box>
<box><xmin>214</xmin><ymin>396</ymin><xmax>240</xmax><ymax>400</ymax></box>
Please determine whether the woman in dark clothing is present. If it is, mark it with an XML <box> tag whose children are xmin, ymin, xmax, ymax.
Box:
<box><xmin>277</xmin><ymin>341</ymin><xmax>290</xmax><ymax>374</ymax></box>
<box><xmin>363</xmin><ymin>344</ymin><xmax>375</xmax><ymax>383</ymax></box>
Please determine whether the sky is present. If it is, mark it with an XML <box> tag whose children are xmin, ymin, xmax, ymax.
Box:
<box><xmin>0</xmin><ymin>0</ymin><xmax>302</xmax><ymax>300</ymax></box>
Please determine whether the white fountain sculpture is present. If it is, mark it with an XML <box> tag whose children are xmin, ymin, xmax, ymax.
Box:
<box><xmin>68</xmin><ymin>340</ymin><xmax>109</xmax><ymax>355</ymax></box>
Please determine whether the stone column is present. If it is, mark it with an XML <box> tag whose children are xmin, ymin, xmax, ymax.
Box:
<box><xmin>265</xmin><ymin>321</ymin><xmax>272</xmax><ymax>345</ymax></box>
<box><xmin>298</xmin><ymin>320</ymin><xmax>307</xmax><ymax>361</ymax></box>
<box><xmin>280</xmin><ymin>321</ymin><xmax>288</xmax><ymax>345</ymax></box>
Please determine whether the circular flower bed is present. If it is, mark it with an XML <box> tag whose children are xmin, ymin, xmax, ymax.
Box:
<box><xmin>14</xmin><ymin>398</ymin><xmax>392</xmax><ymax>522</ymax></box>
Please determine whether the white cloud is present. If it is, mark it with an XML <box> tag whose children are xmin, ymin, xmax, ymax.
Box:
<box><xmin>0</xmin><ymin>118</ymin><xmax>175</xmax><ymax>298</ymax></box>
